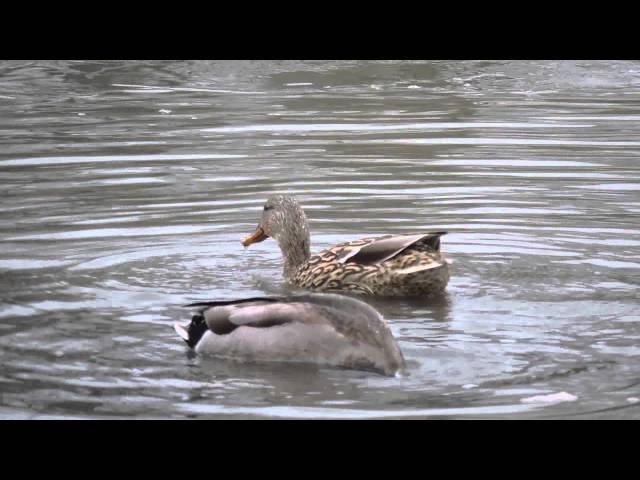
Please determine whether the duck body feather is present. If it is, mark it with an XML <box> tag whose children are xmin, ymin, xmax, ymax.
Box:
<box><xmin>175</xmin><ymin>293</ymin><xmax>405</xmax><ymax>376</ymax></box>
<box><xmin>293</xmin><ymin>232</ymin><xmax>450</xmax><ymax>297</ymax></box>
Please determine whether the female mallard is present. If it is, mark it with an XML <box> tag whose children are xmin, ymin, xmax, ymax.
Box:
<box><xmin>174</xmin><ymin>293</ymin><xmax>405</xmax><ymax>376</ymax></box>
<box><xmin>241</xmin><ymin>194</ymin><xmax>449</xmax><ymax>297</ymax></box>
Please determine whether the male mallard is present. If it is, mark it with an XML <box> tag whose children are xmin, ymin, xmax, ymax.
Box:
<box><xmin>175</xmin><ymin>293</ymin><xmax>405</xmax><ymax>376</ymax></box>
<box><xmin>241</xmin><ymin>194</ymin><xmax>449</xmax><ymax>297</ymax></box>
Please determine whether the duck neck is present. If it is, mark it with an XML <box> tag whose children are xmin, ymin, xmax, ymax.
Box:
<box><xmin>276</xmin><ymin>221</ymin><xmax>311</xmax><ymax>280</ymax></box>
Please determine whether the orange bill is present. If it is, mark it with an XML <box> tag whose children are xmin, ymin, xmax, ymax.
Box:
<box><xmin>241</xmin><ymin>226</ymin><xmax>268</xmax><ymax>246</ymax></box>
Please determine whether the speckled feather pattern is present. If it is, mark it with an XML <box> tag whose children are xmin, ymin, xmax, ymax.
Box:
<box><xmin>245</xmin><ymin>195</ymin><xmax>450</xmax><ymax>298</ymax></box>
<box><xmin>292</xmin><ymin>235</ymin><xmax>450</xmax><ymax>297</ymax></box>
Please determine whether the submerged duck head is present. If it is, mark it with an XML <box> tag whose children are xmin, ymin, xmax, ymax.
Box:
<box><xmin>241</xmin><ymin>195</ymin><xmax>311</xmax><ymax>278</ymax></box>
<box><xmin>174</xmin><ymin>293</ymin><xmax>406</xmax><ymax>376</ymax></box>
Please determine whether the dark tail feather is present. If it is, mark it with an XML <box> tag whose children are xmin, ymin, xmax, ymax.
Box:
<box><xmin>174</xmin><ymin>312</ymin><xmax>208</xmax><ymax>349</ymax></box>
<box><xmin>422</xmin><ymin>231</ymin><xmax>447</xmax><ymax>251</ymax></box>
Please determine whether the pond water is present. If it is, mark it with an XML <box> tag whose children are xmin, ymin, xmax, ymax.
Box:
<box><xmin>1</xmin><ymin>60</ymin><xmax>639</xmax><ymax>419</ymax></box>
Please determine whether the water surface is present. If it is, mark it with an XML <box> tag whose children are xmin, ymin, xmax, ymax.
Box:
<box><xmin>1</xmin><ymin>60</ymin><xmax>639</xmax><ymax>419</ymax></box>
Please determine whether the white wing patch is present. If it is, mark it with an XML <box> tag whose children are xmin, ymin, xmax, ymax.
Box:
<box><xmin>174</xmin><ymin>322</ymin><xmax>190</xmax><ymax>342</ymax></box>
<box><xmin>393</xmin><ymin>261</ymin><xmax>445</xmax><ymax>275</ymax></box>
<box><xmin>336</xmin><ymin>249</ymin><xmax>359</xmax><ymax>264</ymax></box>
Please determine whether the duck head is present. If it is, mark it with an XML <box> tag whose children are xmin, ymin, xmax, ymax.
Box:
<box><xmin>241</xmin><ymin>194</ymin><xmax>311</xmax><ymax>279</ymax></box>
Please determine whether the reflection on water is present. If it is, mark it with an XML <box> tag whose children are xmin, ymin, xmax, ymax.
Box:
<box><xmin>1</xmin><ymin>60</ymin><xmax>639</xmax><ymax>419</ymax></box>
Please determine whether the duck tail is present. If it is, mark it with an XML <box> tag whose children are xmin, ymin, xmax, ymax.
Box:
<box><xmin>174</xmin><ymin>313</ymin><xmax>208</xmax><ymax>349</ymax></box>
<box><xmin>422</xmin><ymin>231</ymin><xmax>447</xmax><ymax>251</ymax></box>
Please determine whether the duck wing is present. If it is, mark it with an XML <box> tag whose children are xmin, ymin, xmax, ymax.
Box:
<box><xmin>182</xmin><ymin>298</ymin><xmax>294</xmax><ymax>335</ymax></box>
<box><xmin>290</xmin><ymin>293</ymin><xmax>405</xmax><ymax>366</ymax></box>
<box><xmin>290</xmin><ymin>293</ymin><xmax>383</xmax><ymax>331</ymax></box>
<box><xmin>337</xmin><ymin>232</ymin><xmax>447</xmax><ymax>266</ymax></box>
<box><xmin>182</xmin><ymin>294</ymin><xmax>381</xmax><ymax>339</ymax></box>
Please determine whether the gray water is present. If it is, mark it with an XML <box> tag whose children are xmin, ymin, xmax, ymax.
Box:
<box><xmin>1</xmin><ymin>60</ymin><xmax>639</xmax><ymax>419</ymax></box>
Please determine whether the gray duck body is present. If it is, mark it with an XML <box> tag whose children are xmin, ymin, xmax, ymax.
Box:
<box><xmin>175</xmin><ymin>293</ymin><xmax>406</xmax><ymax>376</ymax></box>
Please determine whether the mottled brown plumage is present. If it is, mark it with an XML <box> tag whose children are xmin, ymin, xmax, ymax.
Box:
<box><xmin>241</xmin><ymin>195</ymin><xmax>450</xmax><ymax>297</ymax></box>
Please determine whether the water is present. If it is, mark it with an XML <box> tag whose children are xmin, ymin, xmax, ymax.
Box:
<box><xmin>1</xmin><ymin>60</ymin><xmax>639</xmax><ymax>419</ymax></box>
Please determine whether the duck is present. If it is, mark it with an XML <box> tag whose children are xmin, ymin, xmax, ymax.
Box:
<box><xmin>174</xmin><ymin>293</ymin><xmax>406</xmax><ymax>376</ymax></box>
<box><xmin>241</xmin><ymin>194</ymin><xmax>449</xmax><ymax>297</ymax></box>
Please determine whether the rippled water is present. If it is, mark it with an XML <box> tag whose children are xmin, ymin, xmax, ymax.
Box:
<box><xmin>1</xmin><ymin>60</ymin><xmax>639</xmax><ymax>419</ymax></box>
